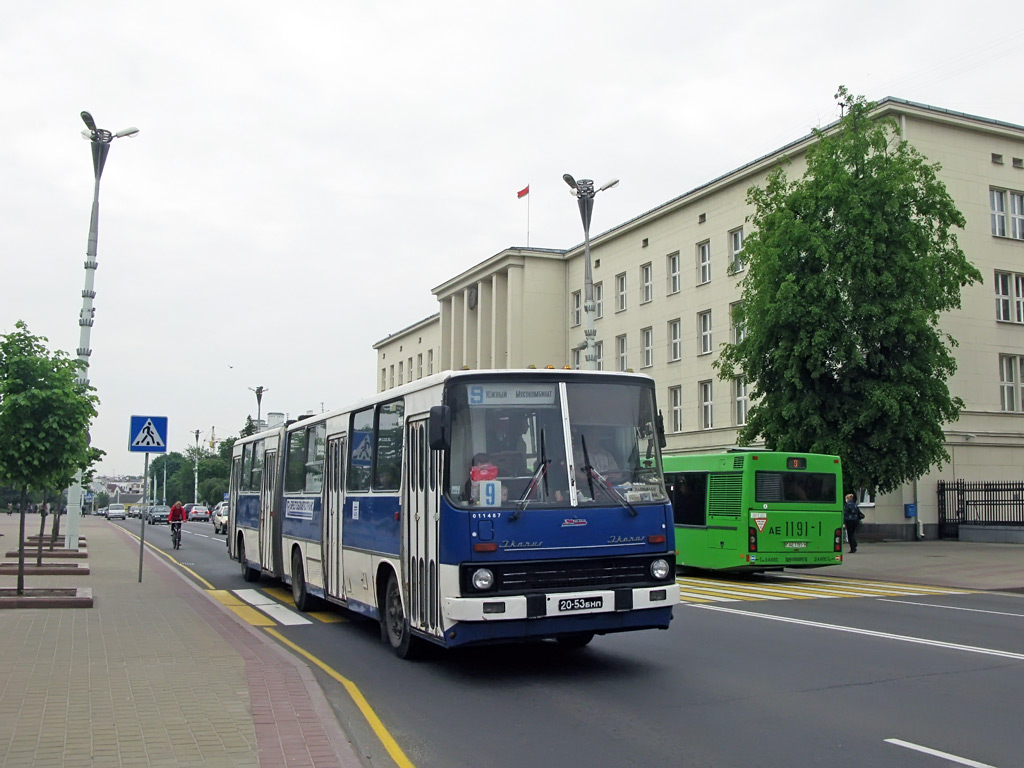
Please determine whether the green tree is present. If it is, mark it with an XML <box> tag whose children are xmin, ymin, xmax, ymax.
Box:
<box><xmin>240</xmin><ymin>416</ymin><xmax>257</xmax><ymax>438</ymax></box>
<box><xmin>0</xmin><ymin>322</ymin><xmax>100</xmax><ymax>592</ymax></box>
<box><xmin>716</xmin><ymin>88</ymin><xmax>982</xmax><ymax>497</ymax></box>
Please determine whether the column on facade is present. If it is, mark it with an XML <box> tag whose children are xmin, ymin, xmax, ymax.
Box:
<box><xmin>506</xmin><ymin>265</ymin><xmax>524</xmax><ymax>369</ymax></box>
<box><xmin>439</xmin><ymin>298</ymin><xmax>452</xmax><ymax>371</ymax></box>
<box><xmin>463</xmin><ymin>288</ymin><xmax>478</xmax><ymax>369</ymax></box>
<box><xmin>477</xmin><ymin>279</ymin><xmax>493</xmax><ymax>369</ymax></box>
<box><xmin>492</xmin><ymin>271</ymin><xmax>509</xmax><ymax>369</ymax></box>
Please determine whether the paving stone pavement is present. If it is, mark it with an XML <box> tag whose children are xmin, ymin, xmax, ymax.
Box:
<box><xmin>0</xmin><ymin>514</ymin><xmax>363</xmax><ymax>767</ymax></box>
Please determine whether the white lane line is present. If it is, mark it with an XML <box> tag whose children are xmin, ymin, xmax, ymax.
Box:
<box><xmin>689</xmin><ymin>604</ymin><xmax>1024</xmax><ymax>661</ymax></box>
<box><xmin>885</xmin><ymin>738</ymin><xmax>999</xmax><ymax>768</ymax></box>
<box><xmin>877</xmin><ymin>599</ymin><xmax>1024</xmax><ymax>619</ymax></box>
<box><xmin>233</xmin><ymin>589</ymin><xmax>311</xmax><ymax>625</ymax></box>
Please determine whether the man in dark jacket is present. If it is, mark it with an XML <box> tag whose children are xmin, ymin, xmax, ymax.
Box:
<box><xmin>843</xmin><ymin>493</ymin><xmax>864</xmax><ymax>553</ymax></box>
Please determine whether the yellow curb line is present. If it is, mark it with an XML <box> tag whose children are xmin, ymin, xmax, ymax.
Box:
<box><xmin>264</xmin><ymin>627</ymin><xmax>415</xmax><ymax>768</ymax></box>
<box><xmin>118</xmin><ymin>526</ymin><xmax>216</xmax><ymax>590</ymax></box>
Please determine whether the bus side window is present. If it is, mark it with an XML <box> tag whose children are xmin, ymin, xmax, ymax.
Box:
<box><xmin>670</xmin><ymin>472</ymin><xmax>707</xmax><ymax>526</ymax></box>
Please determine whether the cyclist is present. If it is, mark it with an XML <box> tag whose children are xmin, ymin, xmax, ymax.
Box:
<box><xmin>169</xmin><ymin>501</ymin><xmax>187</xmax><ymax>548</ymax></box>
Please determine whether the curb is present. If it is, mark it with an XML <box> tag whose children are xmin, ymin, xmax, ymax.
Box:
<box><xmin>0</xmin><ymin>586</ymin><xmax>93</xmax><ymax>608</ymax></box>
<box><xmin>0</xmin><ymin>563</ymin><xmax>90</xmax><ymax>576</ymax></box>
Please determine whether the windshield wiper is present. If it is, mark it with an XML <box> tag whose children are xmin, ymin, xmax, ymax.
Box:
<box><xmin>511</xmin><ymin>429</ymin><xmax>548</xmax><ymax>521</ymax></box>
<box><xmin>579</xmin><ymin>435</ymin><xmax>638</xmax><ymax>517</ymax></box>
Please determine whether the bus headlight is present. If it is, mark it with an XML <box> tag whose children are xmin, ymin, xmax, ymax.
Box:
<box><xmin>650</xmin><ymin>558</ymin><xmax>670</xmax><ymax>580</ymax></box>
<box><xmin>472</xmin><ymin>568</ymin><xmax>495</xmax><ymax>590</ymax></box>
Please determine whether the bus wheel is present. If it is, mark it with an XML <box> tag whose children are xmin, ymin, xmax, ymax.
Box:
<box><xmin>556</xmin><ymin>633</ymin><xmax>595</xmax><ymax>649</ymax></box>
<box><xmin>291</xmin><ymin>549</ymin><xmax>313</xmax><ymax>612</ymax></box>
<box><xmin>382</xmin><ymin>572</ymin><xmax>420</xmax><ymax>659</ymax></box>
<box><xmin>239</xmin><ymin>538</ymin><xmax>260</xmax><ymax>583</ymax></box>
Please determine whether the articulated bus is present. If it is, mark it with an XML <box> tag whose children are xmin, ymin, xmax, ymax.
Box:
<box><xmin>227</xmin><ymin>369</ymin><xmax>679</xmax><ymax>657</ymax></box>
<box><xmin>662</xmin><ymin>451</ymin><xmax>844</xmax><ymax>572</ymax></box>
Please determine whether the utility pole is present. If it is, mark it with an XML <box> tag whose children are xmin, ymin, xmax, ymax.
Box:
<box><xmin>193</xmin><ymin>429</ymin><xmax>200</xmax><ymax>503</ymax></box>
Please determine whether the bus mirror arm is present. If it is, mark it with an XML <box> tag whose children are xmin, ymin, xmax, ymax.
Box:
<box><xmin>656</xmin><ymin>411</ymin><xmax>667</xmax><ymax>450</ymax></box>
<box><xmin>429</xmin><ymin>405</ymin><xmax>451</xmax><ymax>451</ymax></box>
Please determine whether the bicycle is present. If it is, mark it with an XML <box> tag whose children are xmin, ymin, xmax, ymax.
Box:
<box><xmin>171</xmin><ymin>522</ymin><xmax>182</xmax><ymax>550</ymax></box>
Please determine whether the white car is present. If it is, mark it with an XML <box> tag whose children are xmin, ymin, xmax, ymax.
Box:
<box><xmin>212</xmin><ymin>502</ymin><xmax>229</xmax><ymax>534</ymax></box>
<box><xmin>107</xmin><ymin>503</ymin><xmax>126</xmax><ymax>520</ymax></box>
<box><xmin>186</xmin><ymin>504</ymin><xmax>211</xmax><ymax>522</ymax></box>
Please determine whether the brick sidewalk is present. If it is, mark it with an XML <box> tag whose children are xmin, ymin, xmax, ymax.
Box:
<box><xmin>0</xmin><ymin>514</ymin><xmax>363</xmax><ymax>767</ymax></box>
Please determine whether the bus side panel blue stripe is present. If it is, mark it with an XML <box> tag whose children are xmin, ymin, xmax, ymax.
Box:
<box><xmin>342</xmin><ymin>496</ymin><xmax>400</xmax><ymax>556</ymax></box>
<box><xmin>282</xmin><ymin>495</ymin><xmax>323</xmax><ymax>542</ymax></box>
<box><xmin>237</xmin><ymin>494</ymin><xmax>260</xmax><ymax>529</ymax></box>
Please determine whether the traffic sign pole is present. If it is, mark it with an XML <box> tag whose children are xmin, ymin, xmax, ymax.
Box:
<box><xmin>129</xmin><ymin>415</ymin><xmax>167</xmax><ymax>584</ymax></box>
<box><xmin>138</xmin><ymin>453</ymin><xmax>149</xmax><ymax>583</ymax></box>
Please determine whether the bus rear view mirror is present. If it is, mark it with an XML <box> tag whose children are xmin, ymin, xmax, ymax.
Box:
<box><xmin>429</xmin><ymin>405</ymin><xmax>451</xmax><ymax>451</ymax></box>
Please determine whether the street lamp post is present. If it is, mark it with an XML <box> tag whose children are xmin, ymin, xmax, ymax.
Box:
<box><xmin>193</xmin><ymin>429</ymin><xmax>200</xmax><ymax>504</ymax></box>
<box><xmin>65</xmin><ymin>112</ymin><xmax>138</xmax><ymax>551</ymax></box>
<box><xmin>563</xmin><ymin>174</ymin><xmax>619</xmax><ymax>370</ymax></box>
<box><xmin>250</xmin><ymin>386</ymin><xmax>268</xmax><ymax>430</ymax></box>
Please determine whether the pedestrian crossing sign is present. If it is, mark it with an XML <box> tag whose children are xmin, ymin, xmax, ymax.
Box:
<box><xmin>129</xmin><ymin>415</ymin><xmax>168</xmax><ymax>453</ymax></box>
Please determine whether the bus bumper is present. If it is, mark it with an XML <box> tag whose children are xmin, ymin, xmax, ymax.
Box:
<box><xmin>443</xmin><ymin>583</ymin><xmax>679</xmax><ymax>623</ymax></box>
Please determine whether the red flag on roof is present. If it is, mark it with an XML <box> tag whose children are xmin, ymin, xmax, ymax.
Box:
<box><xmin>517</xmin><ymin>185</ymin><xmax>530</xmax><ymax>199</ymax></box>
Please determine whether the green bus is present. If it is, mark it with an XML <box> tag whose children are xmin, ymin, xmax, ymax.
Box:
<box><xmin>663</xmin><ymin>451</ymin><xmax>844</xmax><ymax>572</ymax></box>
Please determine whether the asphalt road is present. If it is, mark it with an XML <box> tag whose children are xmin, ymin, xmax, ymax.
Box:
<box><xmin>114</xmin><ymin>518</ymin><xmax>1024</xmax><ymax>768</ymax></box>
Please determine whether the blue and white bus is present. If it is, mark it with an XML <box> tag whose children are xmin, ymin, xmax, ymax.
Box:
<box><xmin>228</xmin><ymin>369</ymin><xmax>678</xmax><ymax>657</ymax></box>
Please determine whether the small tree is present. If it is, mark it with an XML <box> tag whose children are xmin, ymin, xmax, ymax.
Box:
<box><xmin>0</xmin><ymin>322</ymin><xmax>99</xmax><ymax>592</ymax></box>
<box><xmin>716</xmin><ymin>88</ymin><xmax>982</xmax><ymax>496</ymax></box>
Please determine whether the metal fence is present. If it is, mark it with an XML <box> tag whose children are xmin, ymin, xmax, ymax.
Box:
<box><xmin>937</xmin><ymin>480</ymin><xmax>1024</xmax><ymax>539</ymax></box>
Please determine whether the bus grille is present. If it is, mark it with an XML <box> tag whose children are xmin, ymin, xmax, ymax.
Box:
<box><xmin>708</xmin><ymin>474</ymin><xmax>743</xmax><ymax>516</ymax></box>
<box><xmin>461</xmin><ymin>555</ymin><xmax>672</xmax><ymax>596</ymax></box>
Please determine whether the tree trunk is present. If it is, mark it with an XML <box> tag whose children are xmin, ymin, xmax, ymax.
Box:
<box><xmin>36</xmin><ymin>505</ymin><xmax>48</xmax><ymax>567</ymax></box>
<box><xmin>16</xmin><ymin>488</ymin><xmax>28</xmax><ymax>595</ymax></box>
<box><xmin>49</xmin><ymin>504</ymin><xmax>62</xmax><ymax>550</ymax></box>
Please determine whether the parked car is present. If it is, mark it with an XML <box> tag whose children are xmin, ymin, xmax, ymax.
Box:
<box><xmin>107</xmin><ymin>503</ymin><xmax>126</xmax><ymax>520</ymax></box>
<box><xmin>147</xmin><ymin>505</ymin><xmax>170</xmax><ymax>525</ymax></box>
<box><xmin>212</xmin><ymin>502</ymin><xmax>228</xmax><ymax>534</ymax></box>
<box><xmin>186</xmin><ymin>504</ymin><xmax>211</xmax><ymax>522</ymax></box>
<box><xmin>98</xmin><ymin>507</ymin><xmax>108</xmax><ymax>518</ymax></box>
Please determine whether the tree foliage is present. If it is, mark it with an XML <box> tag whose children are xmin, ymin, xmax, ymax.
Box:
<box><xmin>716</xmin><ymin>88</ymin><xmax>982</xmax><ymax>496</ymax></box>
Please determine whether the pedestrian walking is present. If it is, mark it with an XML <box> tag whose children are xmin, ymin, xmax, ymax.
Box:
<box><xmin>843</xmin><ymin>493</ymin><xmax>865</xmax><ymax>553</ymax></box>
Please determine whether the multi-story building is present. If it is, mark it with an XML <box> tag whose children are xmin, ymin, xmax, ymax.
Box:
<box><xmin>374</xmin><ymin>97</ymin><xmax>1024</xmax><ymax>539</ymax></box>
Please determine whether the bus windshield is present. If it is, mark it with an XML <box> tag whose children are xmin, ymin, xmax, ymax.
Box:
<box><xmin>447</xmin><ymin>377</ymin><xmax>667</xmax><ymax>509</ymax></box>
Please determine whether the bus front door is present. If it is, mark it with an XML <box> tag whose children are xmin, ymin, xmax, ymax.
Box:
<box><xmin>405</xmin><ymin>419</ymin><xmax>442</xmax><ymax>641</ymax></box>
<box><xmin>260</xmin><ymin>450</ymin><xmax>277</xmax><ymax>575</ymax></box>
<box><xmin>324</xmin><ymin>436</ymin><xmax>346</xmax><ymax>601</ymax></box>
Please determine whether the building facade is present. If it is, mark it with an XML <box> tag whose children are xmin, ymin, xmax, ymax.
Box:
<box><xmin>374</xmin><ymin>98</ymin><xmax>1024</xmax><ymax>539</ymax></box>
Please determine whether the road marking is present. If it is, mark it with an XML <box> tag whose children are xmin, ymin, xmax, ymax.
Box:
<box><xmin>234</xmin><ymin>589</ymin><xmax>311</xmax><ymax>625</ymax></box>
<box><xmin>885</xmin><ymin>738</ymin><xmax>999</xmax><ymax>767</ymax></box>
<box><xmin>113</xmin><ymin>524</ymin><xmax>215</xmax><ymax>589</ymax></box>
<box><xmin>878</xmin><ymin>598</ymin><xmax>1024</xmax><ymax>619</ymax></box>
<box><xmin>264</xmin><ymin>628</ymin><xmax>416</xmax><ymax>768</ymax></box>
<box><xmin>262</xmin><ymin>587</ymin><xmax>347</xmax><ymax>623</ymax></box>
<box><xmin>677</xmin><ymin>575</ymin><xmax>971</xmax><ymax>604</ymax></box>
<box><xmin>690</xmin><ymin>603</ymin><xmax>1024</xmax><ymax>661</ymax></box>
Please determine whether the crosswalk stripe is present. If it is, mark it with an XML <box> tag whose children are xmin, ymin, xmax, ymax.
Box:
<box><xmin>233</xmin><ymin>588</ymin><xmax>312</xmax><ymax>625</ymax></box>
<box><xmin>675</xmin><ymin>576</ymin><xmax>971</xmax><ymax>604</ymax></box>
<box><xmin>261</xmin><ymin>586</ymin><xmax>347</xmax><ymax>623</ymax></box>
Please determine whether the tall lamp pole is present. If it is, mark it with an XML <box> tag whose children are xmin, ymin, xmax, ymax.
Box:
<box><xmin>563</xmin><ymin>174</ymin><xmax>618</xmax><ymax>370</ymax></box>
<box><xmin>65</xmin><ymin>112</ymin><xmax>138</xmax><ymax>551</ymax></box>
<box><xmin>250</xmin><ymin>386</ymin><xmax>268</xmax><ymax>430</ymax></box>
<box><xmin>193</xmin><ymin>429</ymin><xmax>200</xmax><ymax>504</ymax></box>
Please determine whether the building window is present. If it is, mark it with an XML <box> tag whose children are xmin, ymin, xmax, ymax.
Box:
<box><xmin>571</xmin><ymin>290</ymin><xmax>582</xmax><ymax>327</ymax></box>
<box><xmin>640</xmin><ymin>263</ymin><xmax>653</xmax><ymax>304</ymax></box>
<box><xmin>730</xmin><ymin>302</ymin><xmax>745</xmax><ymax>343</ymax></box>
<box><xmin>735</xmin><ymin>378</ymin><xmax>748</xmax><ymax>426</ymax></box>
<box><xmin>594</xmin><ymin>282</ymin><xmax>604</xmax><ymax>319</ymax></box>
<box><xmin>730</xmin><ymin>227</ymin><xmax>745</xmax><ymax>272</ymax></box>
<box><xmin>427</xmin><ymin>349</ymin><xmax>434</xmax><ymax>375</ymax></box>
<box><xmin>594</xmin><ymin>341</ymin><xmax>603</xmax><ymax>370</ymax></box>
<box><xmin>669</xmin><ymin>386</ymin><xmax>682</xmax><ymax>433</ymax></box>
<box><xmin>642</xmin><ymin>327</ymin><xmax>653</xmax><ymax>368</ymax></box>
<box><xmin>381</xmin><ymin>368</ymin><xmax>386</xmax><ymax>391</ymax></box>
<box><xmin>699</xmin><ymin>380</ymin><xmax>713</xmax><ymax>429</ymax></box>
<box><xmin>697</xmin><ymin>241</ymin><xmax>711</xmax><ymax>285</ymax></box>
<box><xmin>616</xmin><ymin>273</ymin><xmax>627</xmax><ymax>312</ymax></box>
<box><xmin>572</xmin><ymin>348</ymin><xmax>581</xmax><ymax>369</ymax></box>
<box><xmin>616</xmin><ymin>334</ymin><xmax>627</xmax><ymax>371</ymax></box>
<box><xmin>408</xmin><ymin>357</ymin><xmax>413</xmax><ymax>381</ymax></box>
<box><xmin>398</xmin><ymin>361</ymin><xmax>404</xmax><ymax>385</ymax></box>
<box><xmin>667</xmin><ymin>252</ymin><xmax>680</xmax><ymax>294</ymax></box>
<box><xmin>389</xmin><ymin>365</ymin><xmax>394</xmax><ymax>389</ymax></box>
<box><xmin>992</xmin><ymin>189</ymin><xmax>1007</xmax><ymax>237</ymax></box>
<box><xmin>417</xmin><ymin>354</ymin><xmax>423</xmax><ymax>379</ymax></box>
<box><xmin>668</xmin><ymin>319</ymin><xmax>681</xmax><ymax>361</ymax></box>
<box><xmin>1000</xmin><ymin>354</ymin><xmax>1023</xmax><ymax>412</ymax></box>
<box><xmin>1014</xmin><ymin>192</ymin><xmax>1024</xmax><ymax>240</ymax></box>
<box><xmin>698</xmin><ymin>310</ymin><xmax>712</xmax><ymax>355</ymax></box>
<box><xmin>996</xmin><ymin>271</ymin><xmax>1024</xmax><ymax>323</ymax></box>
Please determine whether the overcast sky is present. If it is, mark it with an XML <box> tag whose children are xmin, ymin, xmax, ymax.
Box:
<box><xmin>3</xmin><ymin>2</ymin><xmax>1022</xmax><ymax>476</ymax></box>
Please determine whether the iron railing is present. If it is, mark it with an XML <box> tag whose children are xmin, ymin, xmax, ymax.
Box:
<box><xmin>937</xmin><ymin>480</ymin><xmax>1024</xmax><ymax>539</ymax></box>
